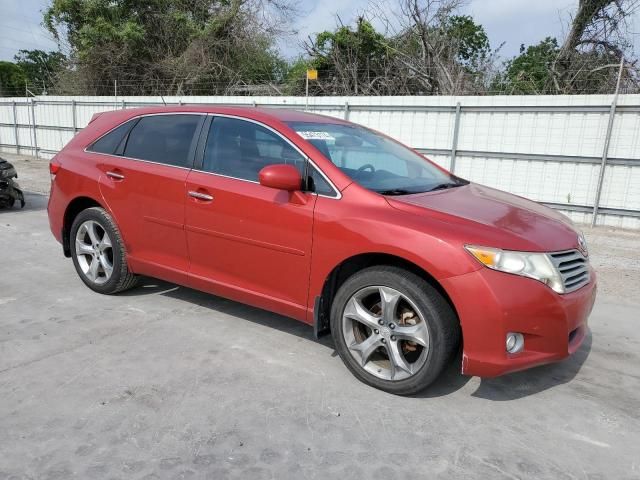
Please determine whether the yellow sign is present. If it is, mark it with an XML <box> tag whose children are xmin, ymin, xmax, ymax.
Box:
<box><xmin>306</xmin><ymin>69</ymin><xmax>318</xmax><ymax>80</ymax></box>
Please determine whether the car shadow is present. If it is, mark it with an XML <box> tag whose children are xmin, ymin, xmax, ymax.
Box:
<box><xmin>470</xmin><ymin>332</ymin><xmax>592</xmax><ymax>401</ymax></box>
<box><xmin>415</xmin><ymin>332</ymin><xmax>592</xmax><ymax>400</ymax></box>
<box><xmin>0</xmin><ymin>192</ymin><xmax>48</xmax><ymax>213</ymax></box>
<box><xmin>122</xmin><ymin>277</ymin><xmax>592</xmax><ymax>400</ymax></box>
<box><xmin>120</xmin><ymin>277</ymin><xmax>335</xmax><ymax>349</ymax></box>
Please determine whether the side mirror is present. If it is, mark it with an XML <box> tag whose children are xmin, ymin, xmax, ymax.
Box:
<box><xmin>258</xmin><ymin>164</ymin><xmax>302</xmax><ymax>191</ymax></box>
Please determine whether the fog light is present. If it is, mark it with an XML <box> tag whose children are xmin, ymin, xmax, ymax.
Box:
<box><xmin>506</xmin><ymin>332</ymin><xmax>524</xmax><ymax>354</ymax></box>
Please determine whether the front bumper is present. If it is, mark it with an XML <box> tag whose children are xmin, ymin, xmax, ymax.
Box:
<box><xmin>441</xmin><ymin>266</ymin><xmax>597</xmax><ymax>377</ymax></box>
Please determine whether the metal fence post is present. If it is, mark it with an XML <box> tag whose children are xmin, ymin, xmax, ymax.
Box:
<box><xmin>71</xmin><ymin>99</ymin><xmax>78</xmax><ymax>134</ymax></box>
<box><xmin>344</xmin><ymin>101</ymin><xmax>350</xmax><ymax>120</ymax></box>
<box><xmin>30</xmin><ymin>98</ymin><xmax>38</xmax><ymax>159</ymax></box>
<box><xmin>122</xmin><ymin>100</ymin><xmax>126</xmax><ymax>110</ymax></box>
<box><xmin>592</xmin><ymin>58</ymin><xmax>625</xmax><ymax>227</ymax></box>
<box><xmin>449</xmin><ymin>102</ymin><xmax>462</xmax><ymax>173</ymax></box>
<box><xmin>12</xmin><ymin>101</ymin><xmax>19</xmax><ymax>154</ymax></box>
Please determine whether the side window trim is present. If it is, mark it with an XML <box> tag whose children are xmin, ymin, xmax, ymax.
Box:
<box><xmin>186</xmin><ymin>115</ymin><xmax>207</xmax><ymax>169</ymax></box>
<box><xmin>193</xmin><ymin>115</ymin><xmax>213</xmax><ymax>171</ymax></box>
<box><xmin>194</xmin><ymin>113</ymin><xmax>341</xmax><ymax>199</ymax></box>
<box><xmin>307</xmin><ymin>163</ymin><xmax>339</xmax><ymax>198</ymax></box>
<box><xmin>114</xmin><ymin>118</ymin><xmax>140</xmax><ymax>156</ymax></box>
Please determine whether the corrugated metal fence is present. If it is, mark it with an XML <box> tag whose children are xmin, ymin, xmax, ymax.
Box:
<box><xmin>1</xmin><ymin>94</ymin><xmax>639</xmax><ymax>229</ymax></box>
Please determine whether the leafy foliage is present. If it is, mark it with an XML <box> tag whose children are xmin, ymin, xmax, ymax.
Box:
<box><xmin>300</xmin><ymin>18</ymin><xmax>399</xmax><ymax>95</ymax></box>
<box><xmin>498</xmin><ymin>38</ymin><xmax>560</xmax><ymax>94</ymax></box>
<box><xmin>442</xmin><ymin>15</ymin><xmax>492</xmax><ymax>70</ymax></box>
<box><xmin>0</xmin><ymin>62</ymin><xmax>27</xmax><ymax>97</ymax></box>
<box><xmin>296</xmin><ymin>14</ymin><xmax>497</xmax><ymax>95</ymax></box>
<box><xmin>1</xmin><ymin>0</ymin><xmax>637</xmax><ymax>96</ymax></box>
<box><xmin>43</xmin><ymin>0</ymin><xmax>289</xmax><ymax>95</ymax></box>
<box><xmin>14</xmin><ymin>50</ymin><xmax>66</xmax><ymax>94</ymax></box>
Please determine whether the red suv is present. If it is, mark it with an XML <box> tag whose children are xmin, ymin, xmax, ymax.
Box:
<box><xmin>47</xmin><ymin>106</ymin><xmax>596</xmax><ymax>394</ymax></box>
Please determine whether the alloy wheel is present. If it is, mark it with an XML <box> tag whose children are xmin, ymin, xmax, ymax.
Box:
<box><xmin>75</xmin><ymin>220</ymin><xmax>114</xmax><ymax>285</ymax></box>
<box><xmin>342</xmin><ymin>285</ymin><xmax>430</xmax><ymax>381</ymax></box>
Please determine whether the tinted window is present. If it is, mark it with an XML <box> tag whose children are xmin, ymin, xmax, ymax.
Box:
<box><xmin>88</xmin><ymin>120</ymin><xmax>135</xmax><ymax>154</ymax></box>
<box><xmin>123</xmin><ymin>115</ymin><xmax>201</xmax><ymax>167</ymax></box>
<box><xmin>202</xmin><ymin>117</ymin><xmax>306</xmax><ymax>182</ymax></box>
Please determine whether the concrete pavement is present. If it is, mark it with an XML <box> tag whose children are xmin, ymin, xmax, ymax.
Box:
<box><xmin>0</xmin><ymin>193</ymin><xmax>639</xmax><ymax>479</ymax></box>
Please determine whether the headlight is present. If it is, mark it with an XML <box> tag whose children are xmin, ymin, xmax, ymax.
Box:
<box><xmin>465</xmin><ymin>245</ymin><xmax>565</xmax><ymax>294</ymax></box>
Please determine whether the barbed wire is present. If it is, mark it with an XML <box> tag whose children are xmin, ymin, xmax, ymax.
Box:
<box><xmin>1</xmin><ymin>66</ymin><xmax>638</xmax><ymax>97</ymax></box>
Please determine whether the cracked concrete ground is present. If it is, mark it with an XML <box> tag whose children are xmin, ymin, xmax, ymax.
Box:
<box><xmin>1</xmin><ymin>155</ymin><xmax>639</xmax><ymax>479</ymax></box>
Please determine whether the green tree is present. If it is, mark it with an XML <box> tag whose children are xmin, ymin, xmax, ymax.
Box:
<box><xmin>301</xmin><ymin>17</ymin><xmax>394</xmax><ymax>95</ymax></box>
<box><xmin>43</xmin><ymin>0</ymin><xmax>291</xmax><ymax>95</ymax></box>
<box><xmin>498</xmin><ymin>38</ymin><xmax>560</xmax><ymax>94</ymax></box>
<box><xmin>14</xmin><ymin>50</ymin><xmax>66</xmax><ymax>94</ymax></box>
<box><xmin>497</xmin><ymin>36</ymin><xmax>623</xmax><ymax>94</ymax></box>
<box><xmin>0</xmin><ymin>62</ymin><xmax>27</xmax><ymax>97</ymax></box>
<box><xmin>442</xmin><ymin>15</ymin><xmax>492</xmax><ymax>70</ymax></box>
<box><xmin>299</xmin><ymin>13</ymin><xmax>496</xmax><ymax>95</ymax></box>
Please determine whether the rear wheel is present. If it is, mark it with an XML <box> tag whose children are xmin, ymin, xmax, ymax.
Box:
<box><xmin>70</xmin><ymin>207</ymin><xmax>138</xmax><ymax>294</ymax></box>
<box><xmin>331</xmin><ymin>266</ymin><xmax>459</xmax><ymax>395</ymax></box>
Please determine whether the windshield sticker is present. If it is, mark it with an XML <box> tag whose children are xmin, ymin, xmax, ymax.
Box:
<box><xmin>296</xmin><ymin>131</ymin><xmax>335</xmax><ymax>141</ymax></box>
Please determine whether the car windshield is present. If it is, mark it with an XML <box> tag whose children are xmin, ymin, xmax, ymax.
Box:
<box><xmin>287</xmin><ymin>121</ymin><xmax>467</xmax><ymax>195</ymax></box>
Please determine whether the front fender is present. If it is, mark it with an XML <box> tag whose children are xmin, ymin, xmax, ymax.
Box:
<box><xmin>306</xmin><ymin>191</ymin><xmax>482</xmax><ymax>323</ymax></box>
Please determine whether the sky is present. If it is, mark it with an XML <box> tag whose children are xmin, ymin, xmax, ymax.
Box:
<box><xmin>1</xmin><ymin>0</ymin><xmax>638</xmax><ymax>62</ymax></box>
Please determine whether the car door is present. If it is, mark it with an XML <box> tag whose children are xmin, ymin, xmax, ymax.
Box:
<box><xmin>184</xmin><ymin>115</ymin><xmax>317</xmax><ymax>319</ymax></box>
<box><xmin>94</xmin><ymin>113</ymin><xmax>204</xmax><ymax>279</ymax></box>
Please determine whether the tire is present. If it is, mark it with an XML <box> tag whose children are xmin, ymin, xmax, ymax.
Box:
<box><xmin>330</xmin><ymin>266</ymin><xmax>459</xmax><ymax>395</ymax></box>
<box><xmin>70</xmin><ymin>207</ymin><xmax>138</xmax><ymax>294</ymax></box>
<box><xmin>0</xmin><ymin>196</ymin><xmax>15</xmax><ymax>209</ymax></box>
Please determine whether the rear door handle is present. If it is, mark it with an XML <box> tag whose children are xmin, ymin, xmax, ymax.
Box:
<box><xmin>106</xmin><ymin>171</ymin><xmax>125</xmax><ymax>180</ymax></box>
<box><xmin>188</xmin><ymin>190</ymin><xmax>214</xmax><ymax>201</ymax></box>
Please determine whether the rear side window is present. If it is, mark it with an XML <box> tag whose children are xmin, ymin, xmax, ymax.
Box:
<box><xmin>123</xmin><ymin>115</ymin><xmax>202</xmax><ymax>167</ymax></box>
<box><xmin>88</xmin><ymin>120</ymin><xmax>136</xmax><ymax>155</ymax></box>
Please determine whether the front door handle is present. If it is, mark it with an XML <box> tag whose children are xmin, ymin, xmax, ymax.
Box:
<box><xmin>188</xmin><ymin>190</ymin><xmax>214</xmax><ymax>201</ymax></box>
<box><xmin>106</xmin><ymin>171</ymin><xmax>125</xmax><ymax>180</ymax></box>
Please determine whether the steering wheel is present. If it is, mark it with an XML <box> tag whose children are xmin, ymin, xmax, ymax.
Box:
<box><xmin>357</xmin><ymin>163</ymin><xmax>376</xmax><ymax>173</ymax></box>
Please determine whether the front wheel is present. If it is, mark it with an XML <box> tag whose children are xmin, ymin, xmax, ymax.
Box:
<box><xmin>70</xmin><ymin>207</ymin><xmax>138</xmax><ymax>294</ymax></box>
<box><xmin>330</xmin><ymin>266</ymin><xmax>459</xmax><ymax>395</ymax></box>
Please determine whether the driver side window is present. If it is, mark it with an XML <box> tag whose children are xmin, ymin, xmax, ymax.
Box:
<box><xmin>202</xmin><ymin>117</ymin><xmax>305</xmax><ymax>182</ymax></box>
<box><xmin>201</xmin><ymin>117</ymin><xmax>337</xmax><ymax>196</ymax></box>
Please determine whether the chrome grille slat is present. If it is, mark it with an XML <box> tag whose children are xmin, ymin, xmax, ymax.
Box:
<box><xmin>562</xmin><ymin>265</ymin><xmax>583</xmax><ymax>274</ymax></box>
<box><xmin>566</xmin><ymin>277</ymin><xmax>588</xmax><ymax>288</ymax></box>
<box><xmin>549</xmin><ymin>249</ymin><xmax>590</xmax><ymax>293</ymax></box>
<box><xmin>558</xmin><ymin>259</ymin><xmax>583</xmax><ymax>267</ymax></box>
<box><xmin>566</xmin><ymin>271</ymin><xmax>587</xmax><ymax>282</ymax></box>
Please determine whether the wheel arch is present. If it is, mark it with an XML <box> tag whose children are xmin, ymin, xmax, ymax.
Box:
<box><xmin>313</xmin><ymin>252</ymin><xmax>460</xmax><ymax>338</ymax></box>
<box><xmin>62</xmin><ymin>196</ymin><xmax>104</xmax><ymax>257</ymax></box>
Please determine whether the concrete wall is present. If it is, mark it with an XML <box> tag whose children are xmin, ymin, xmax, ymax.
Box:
<box><xmin>1</xmin><ymin>94</ymin><xmax>639</xmax><ymax>228</ymax></box>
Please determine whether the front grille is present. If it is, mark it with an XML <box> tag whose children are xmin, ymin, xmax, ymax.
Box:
<box><xmin>549</xmin><ymin>250</ymin><xmax>590</xmax><ymax>293</ymax></box>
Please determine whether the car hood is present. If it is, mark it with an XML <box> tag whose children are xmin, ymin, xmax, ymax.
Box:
<box><xmin>387</xmin><ymin>183</ymin><xmax>581</xmax><ymax>252</ymax></box>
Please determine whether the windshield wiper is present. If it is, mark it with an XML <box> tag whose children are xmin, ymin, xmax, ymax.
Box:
<box><xmin>428</xmin><ymin>182</ymin><xmax>463</xmax><ymax>192</ymax></box>
<box><xmin>376</xmin><ymin>188</ymin><xmax>414</xmax><ymax>196</ymax></box>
